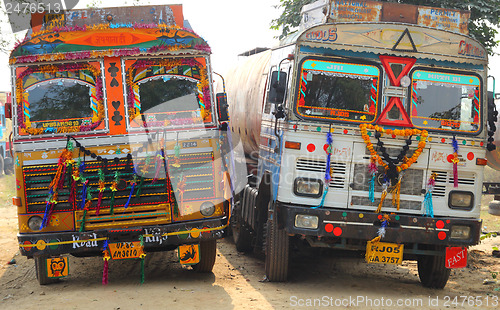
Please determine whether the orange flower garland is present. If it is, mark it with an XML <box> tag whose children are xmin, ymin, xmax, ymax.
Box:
<box><xmin>359</xmin><ymin>124</ymin><xmax>428</xmax><ymax>173</ymax></box>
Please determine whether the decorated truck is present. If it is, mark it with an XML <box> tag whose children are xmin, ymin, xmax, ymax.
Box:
<box><xmin>8</xmin><ymin>5</ymin><xmax>236</xmax><ymax>284</ymax></box>
<box><xmin>227</xmin><ymin>0</ymin><xmax>492</xmax><ymax>288</ymax></box>
<box><xmin>0</xmin><ymin>91</ymin><xmax>14</xmax><ymax>175</ymax></box>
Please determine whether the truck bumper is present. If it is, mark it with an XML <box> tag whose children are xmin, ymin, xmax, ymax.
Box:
<box><xmin>18</xmin><ymin>217</ymin><xmax>228</xmax><ymax>257</ymax></box>
<box><xmin>279</xmin><ymin>204</ymin><xmax>481</xmax><ymax>247</ymax></box>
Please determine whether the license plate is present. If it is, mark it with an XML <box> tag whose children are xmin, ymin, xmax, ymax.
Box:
<box><xmin>365</xmin><ymin>241</ymin><xmax>403</xmax><ymax>265</ymax></box>
<box><xmin>108</xmin><ymin>241</ymin><xmax>144</xmax><ymax>260</ymax></box>
<box><xmin>182</xmin><ymin>141</ymin><xmax>197</xmax><ymax>148</ymax></box>
<box><xmin>178</xmin><ymin>244</ymin><xmax>200</xmax><ymax>265</ymax></box>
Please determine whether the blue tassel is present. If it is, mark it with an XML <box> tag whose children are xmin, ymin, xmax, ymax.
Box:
<box><xmin>369</xmin><ymin>174</ymin><xmax>376</xmax><ymax>203</ymax></box>
<box><xmin>423</xmin><ymin>191</ymin><xmax>434</xmax><ymax>217</ymax></box>
<box><xmin>124</xmin><ymin>183</ymin><xmax>135</xmax><ymax>209</ymax></box>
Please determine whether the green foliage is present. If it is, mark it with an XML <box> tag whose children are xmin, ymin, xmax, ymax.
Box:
<box><xmin>271</xmin><ymin>0</ymin><xmax>500</xmax><ymax>54</ymax></box>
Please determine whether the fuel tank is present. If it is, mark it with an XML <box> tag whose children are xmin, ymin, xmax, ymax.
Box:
<box><xmin>225</xmin><ymin>50</ymin><xmax>271</xmax><ymax>157</ymax></box>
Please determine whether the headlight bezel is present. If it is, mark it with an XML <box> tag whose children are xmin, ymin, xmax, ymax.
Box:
<box><xmin>293</xmin><ymin>177</ymin><xmax>323</xmax><ymax>198</ymax></box>
<box><xmin>28</xmin><ymin>216</ymin><xmax>43</xmax><ymax>231</ymax></box>
<box><xmin>295</xmin><ymin>214</ymin><xmax>319</xmax><ymax>229</ymax></box>
<box><xmin>450</xmin><ymin>225</ymin><xmax>471</xmax><ymax>240</ymax></box>
<box><xmin>448</xmin><ymin>191</ymin><xmax>474</xmax><ymax>210</ymax></box>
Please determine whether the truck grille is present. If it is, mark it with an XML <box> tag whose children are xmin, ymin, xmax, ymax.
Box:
<box><xmin>296</xmin><ymin>158</ymin><xmax>347</xmax><ymax>189</ymax></box>
<box><xmin>23</xmin><ymin>151</ymin><xmax>215</xmax><ymax>231</ymax></box>
<box><xmin>352</xmin><ymin>164</ymin><xmax>423</xmax><ymax>196</ymax></box>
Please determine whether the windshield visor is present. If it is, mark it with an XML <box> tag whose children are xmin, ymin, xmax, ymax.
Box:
<box><xmin>16</xmin><ymin>62</ymin><xmax>104</xmax><ymax>135</ymax></box>
<box><xmin>296</xmin><ymin>59</ymin><xmax>380</xmax><ymax>123</ymax></box>
<box><xmin>410</xmin><ymin>70</ymin><xmax>481</xmax><ymax>133</ymax></box>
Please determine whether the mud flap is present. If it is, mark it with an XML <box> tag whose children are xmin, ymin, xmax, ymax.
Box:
<box><xmin>178</xmin><ymin>244</ymin><xmax>200</xmax><ymax>265</ymax></box>
<box><xmin>46</xmin><ymin>257</ymin><xmax>69</xmax><ymax>279</ymax></box>
<box><xmin>445</xmin><ymin>247</ymin><xmax>467</xmax><ymax>268</ymax></box>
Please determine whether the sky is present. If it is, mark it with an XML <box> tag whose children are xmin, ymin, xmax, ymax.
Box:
<box><xmin>0</xmin><ymin>0</ymin><xmax>281</xmax><ymax>92</ymax></box>
<box><xmin>0</xmin><ymin>0</ymin><xmax>500</xmax><ymax>93</ymax></box>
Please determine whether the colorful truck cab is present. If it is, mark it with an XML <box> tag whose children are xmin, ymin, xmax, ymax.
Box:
<box><xmin>9</xmin><ymin>5</ymin><xmax>234</xmax><ymax>284</ymax></box>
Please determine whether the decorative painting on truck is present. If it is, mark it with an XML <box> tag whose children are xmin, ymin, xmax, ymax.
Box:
<box><xmin>410</xmin><ymin>70</ymin><xmax>481</xmax><ymax>133</ymax></box>
<box><xmin>16</xmin><ymin>62</ymin><xmax>105</xmax><ymax>136</ymax></box>
<box><xmin>296</xmin><ymin>59</ymin><xmax>380</xmax><ymax>123</ymax></box>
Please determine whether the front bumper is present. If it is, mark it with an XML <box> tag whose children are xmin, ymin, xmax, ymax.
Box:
<box><xmin>280</xmin><ymin>204</ymin><xmax>481</xmax><ymax>247</ymax></box>
<box><xmin>18</xmin><ymin>217</ymin><xmax>227</xmax><ymax>257</ymax></box>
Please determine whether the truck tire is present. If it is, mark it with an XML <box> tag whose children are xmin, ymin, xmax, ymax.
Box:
<box><xmin>417</xmin><ymin>247</ymin><xmax>450</xmax><ymax>289</ymax></box>
<box><xmin>192</xmin><ymin>240</ymin><xmax>217</xmax><ymax>273</ymax></box>
<box><xmin>231</xmin><ymin>202</ymin><xmax>253</xmax><ymax>253</ymax></box>
<box><xmin>0</xmin><ymin>155</ymin><xmax>4</xmax><ymax>177</ymax></box>
<box><xmin>34</xmin><ymin>256</ymin><xmax>59</xmax><ymax>285</ymax></box>
<box><xmin>488</xmin><ymin>200</ymin><xmax>500</xmax><ymax>216</ymax></box>
<box><xmin>265</xmin><ymin>203</ymin><xmax>289</xmax><ymax>282</ymax></box>
<box><xmin>3</xmin><ymin>156</ymin><xmax>13</xmax><ymax>175</ymax></box>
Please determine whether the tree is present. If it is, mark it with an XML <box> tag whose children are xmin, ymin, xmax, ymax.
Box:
<box><xmin>271</xmin><ymin>0</ymin><xmax>500</xmax><ymax>54</ymax></box>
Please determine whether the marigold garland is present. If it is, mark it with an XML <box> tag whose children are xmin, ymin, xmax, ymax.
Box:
<box><xmin>359</xmin><ymin>124</ymin><xmax>428</xmax><ymax>173</ymax></box>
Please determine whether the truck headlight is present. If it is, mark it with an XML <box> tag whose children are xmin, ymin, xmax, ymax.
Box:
<box><xmin>450</xmin><ymin>225</ymin><xmax>471</xmax><ymax>240</ymax></box>
<box><xmin>294</xmin><ymin>178</ymin><xmax>322</xmax><ymax>198</ymax></box>
<box><xmin>28</xmin><ymin>216</ymin><xmax>43</xmax><ymax>231</ymax></box>
<box><xmin>449</xmin><ymin>191</ymin><xmax>474</xmax><ymax>210</ymax></box>
<box><xmin>200</xmin><ymin>201</ymin><xmax>215</xmax><ymax>216</ymax></box>
<box><xmin>295</xmin><ymin>214</ymin><xmax>319</xmax><ymax>229</ymax></box>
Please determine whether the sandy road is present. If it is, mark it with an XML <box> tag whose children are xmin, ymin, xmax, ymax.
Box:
<box><xmin>1</xmin><ymin>205</ymin><xmax>500</xmax><ymax>310</ymax></box>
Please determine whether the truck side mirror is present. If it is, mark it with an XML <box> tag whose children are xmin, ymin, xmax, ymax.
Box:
<box><xmin>5</xmin><ymin>100</ymin><xmax>11</xmax><ymax>119</ymax></box>
<box><xmin>269</xmin><ymin>71</ymin><xmax>287</xmax><ymax>104</ymax></box>
<box><xmin>216</xmin><ymin>92</ymin><xmax>229</xmax><ymax>122</ymax></box>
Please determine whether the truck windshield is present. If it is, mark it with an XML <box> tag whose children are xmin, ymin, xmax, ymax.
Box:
<box><xmin>410</xmin><ymin>70</ymin><xmax>481</xmax><ymax>133</ymax></box>
<box><xmin>126</xmin><ymin>58</ymin><xmax>212</xmax><ymax>129</ymax></box>
<box><xmin>17</xmin><ymin>63</ymin><xmax>102</xmax><ymax>135</ymax></box>
<box><xmin>295</xmin><ymin>59</ymin><xmax>380</xmax><ymax>123</ymax></box>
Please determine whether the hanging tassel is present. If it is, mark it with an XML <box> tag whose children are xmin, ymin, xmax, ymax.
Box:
<box><xmin>377</xmin><ymin>218</ymin><xmax>388</xmax><ymax>239</ymax></box>
<box><xmin>316</xmin><ymin>131</ymin><xmax>333</xmax><ymax>208</ymax></box>
<box><xmin>124</xmin><ymin>172</ymin><xmax>137</xmax><ymax>209</ymax></box>
<box><xmin>139</xmin><ymin>235</ymin><xmax>145</xmax><ymax>284</ymax></box>
<box><xmin>79</xmin><ymin>208</ymin><xmax>87</xmax><ymax>232</ymax></box>
<box><xmin>140</xmin><ymin>254</ymin><xmax>145</xmax><ymax>284</ymax></box>
<box><xmin>136</xmin><ymin>177</ymin><xmax>145</xmax><ymax>198</ymax></box>
<box><xmin>152</xmin><ymin>151</ymin><xmax>164</xmax><ymax>183</ymax></box>
<box><xmin>96</xmin><ymin>169</ymin><xmax>105</xmax><ymax>215</ymax></box>
<box><xmin>102</xmin><ymin>252</ymin><xmax>110</xmax><ymax>285</ymax></box>
<box><xmin>422</xmin><ymin>173</ymin><xmax>437</xmax><ymax>217</ymax></box>
<box><xmin>376</xmin><ymin>179</ymin><xmax>389</xmax><ymax>213</ymax></box>
<box><xmin>102</xmin><ymin>240</ymin><xmax>110</xmax><ymax>285</ymax></box>
<box><xmin>368</xmin><ymin>156</ymin><xmax>377</xmax><ymax>203</ymax></box>
<box><xmin>452</xmin><ymin>136</ymin><xmax>459</xmax><ymax>187</ymax></box>
<box><xmin>109</xmin><ymin>171</ymin><xmax>119</xmax><ymax>215</ymax></box>
<box><xmin>79</xmin><ymin>191</ymin><xmax>92</xmax><ymax>232</ymax></box>
<box><xmin>391</xmin><ymin>173</ymin><xmax>403</xmax><ymax>210</ymax></box>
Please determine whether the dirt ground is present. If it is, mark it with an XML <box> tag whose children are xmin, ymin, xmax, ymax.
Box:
<box><xmin>1</xmin><ymin>186</ymin><xmax>499</xmax><ymax>309</ymax></box>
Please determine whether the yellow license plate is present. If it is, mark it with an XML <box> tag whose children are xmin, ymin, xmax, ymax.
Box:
<box><xmin>108</xmin><ymin>241</ymin><xmax>144</xmax><ymax>260</ymax></box>
<box><xmin>365</xmin><ymin>241</ymin><xmax>403</xmax><ymax>265</ymax></box>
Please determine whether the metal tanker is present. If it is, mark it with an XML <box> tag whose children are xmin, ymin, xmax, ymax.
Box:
<box><xmin>226</xmin><ymin>0</ymin><xmax>492</xmax><ymax>288</ymax></box>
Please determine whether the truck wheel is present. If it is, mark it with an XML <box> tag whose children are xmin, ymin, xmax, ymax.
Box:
<box><xmin>417</xmin><ymin>247</ymin><xmax>450</xmax><ymax>289</ymax></box>
<box><xmin>34</xmin><ymin>256</ymin><xmax>59</xmax><ymax>285</ymax></box>
<box><xmin>0</xmin><ymin>155</ymin><xmax>4</xmax><ymax>177</ymax></box>
<box><xmin>265</xmin><ymin>204</ymin><xmax>289</xmax><ymax>282</ymax></box>
<box><xmin>192</xmin><ymin>240</ymin><xmax>217</xmax><ymax>273</ymax></box>
<box><xmin>231</xmin><ymin>202</ymin><xmax>253</xmax><ymax>253</ymax></box>
<box><xmin>3</xmin><ymin>156</ymin><xmax>13</xmax><ymax>175</ymax></box>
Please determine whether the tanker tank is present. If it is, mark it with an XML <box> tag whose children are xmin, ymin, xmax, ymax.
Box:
<box><xmin>225</xmin><ymin>50</ymin><xmax>271</xmax><ymax>161</ymax></box>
